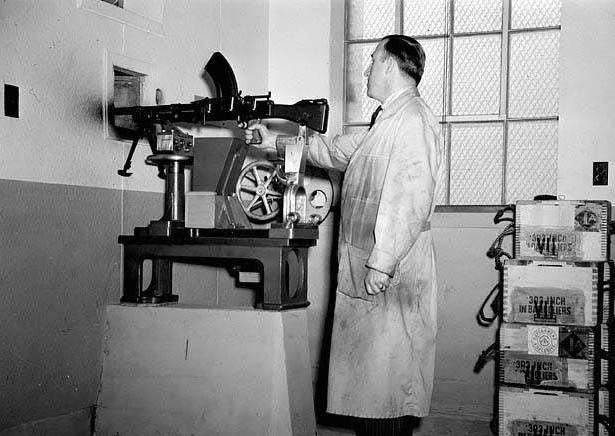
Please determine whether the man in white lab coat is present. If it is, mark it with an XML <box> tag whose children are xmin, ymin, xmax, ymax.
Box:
<box><xmin>246</xmin><ymin>34</ymin><xmax>442</xmax><ymax>436</ymax></box>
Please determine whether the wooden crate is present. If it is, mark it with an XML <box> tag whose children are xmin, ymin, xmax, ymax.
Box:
<box><xmin>503</xmin><ymin>260</ymin><xmax>611</xmax><ymax>326</ymax></box>
<box><xmin>498</xmin><ymin>386</ymin><xmax>609</xmax><ymax>436</ymax></box>
<box><xmin>499</xmin><ymin>323</ymin><xmax>608</xmax><ymax>391</ymax></box>
<box><xmin>515</xmin><ymin>200</ymin><xmax>610</xmax><ymax>262</ymax></box>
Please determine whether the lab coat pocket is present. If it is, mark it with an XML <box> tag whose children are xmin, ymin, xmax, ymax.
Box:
<box><xmin>337</xmin><ymin>244</ymin><xmax>376</xmax><ymax>302</ymax></box>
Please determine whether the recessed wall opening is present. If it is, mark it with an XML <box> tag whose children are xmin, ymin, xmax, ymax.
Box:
<box><xmin>100</xmin><ymin>0</ymin><xmax>124</xmax><ymax>8</ymax></box>
<box><xmin>112</xmin><ymin>66</ymin><xmax>145</xmax><ymax>137</ymax></box>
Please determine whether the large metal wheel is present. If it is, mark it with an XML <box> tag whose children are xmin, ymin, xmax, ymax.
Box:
<box><xmin>235</xmin><ymin>160</ymin><xmax>283</xmax><ymax>221</ymax></box>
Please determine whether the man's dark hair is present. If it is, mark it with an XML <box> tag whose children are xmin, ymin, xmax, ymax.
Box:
<box><xmin>381</xmin><ymin>35</ymin><xmax>426</xmax><ymax>84</ymax></box>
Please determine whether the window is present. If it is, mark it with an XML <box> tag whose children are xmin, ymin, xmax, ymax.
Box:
<box><xmin>344</xmin><ymin>0</ymin><xmax>561</xmax><ymax>206</ymax></box>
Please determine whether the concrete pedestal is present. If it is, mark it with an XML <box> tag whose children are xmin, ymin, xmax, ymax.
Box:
<box><xmin>96</xmin><ymin>305</ymin><xmax>316</xmax><ymax>436</ymax></box>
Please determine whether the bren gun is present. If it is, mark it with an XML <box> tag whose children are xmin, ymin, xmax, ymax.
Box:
<box><xmin>114</xmin><ymin>52</ymin><xmax>328</xmax><ymax>179</ymax></box>
<box><xmin>114</xmin><ymin>52</ymin><xmax>332</xmax><ymax>309</ymax></box>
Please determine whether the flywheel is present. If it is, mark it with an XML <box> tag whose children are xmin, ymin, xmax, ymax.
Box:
<box><xmin>235</xmin><ymin>160</ymin><xmax>283</xmax><ymax>221</ymax></box>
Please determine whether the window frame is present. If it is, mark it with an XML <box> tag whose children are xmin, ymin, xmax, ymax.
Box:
<box><xmin>342</xmin><ymin>0</ymin><xmax>561</xmax><ymax>210</ymax></box>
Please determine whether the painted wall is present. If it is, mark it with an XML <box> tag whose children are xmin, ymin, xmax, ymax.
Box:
<box><xmin>558</xmin><ymin>0</ymin><xmax>615</xmax><ymax>202</ymax></box>
<box><xmin>0</xmin><ymin>0</ymin><xmax>269</xmax><ymax>431</ymax></box>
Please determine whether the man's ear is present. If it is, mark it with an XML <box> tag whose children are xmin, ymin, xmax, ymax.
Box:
<box><xmin>384</xmin><ymin>56</ymin><xmax>396</xmax><ymax>73</ymax></box>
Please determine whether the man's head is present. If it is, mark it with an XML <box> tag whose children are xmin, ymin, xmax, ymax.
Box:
<box><xmin>365</xmin><ymin>35</ymin><xmax>426</xmax><ymax>102</ymax></box>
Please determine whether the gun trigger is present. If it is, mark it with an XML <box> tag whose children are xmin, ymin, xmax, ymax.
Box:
<box><xmin>251</xmin><ymin>129</ymin><xmax>262</xmax><ymax>145</ymax></box>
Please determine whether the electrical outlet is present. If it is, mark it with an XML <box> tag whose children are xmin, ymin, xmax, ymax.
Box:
<box><xmin>593</xmin><ymin>161</ymin><xmax>608</xmax><ymax>186</ymax></box>
<box><xmin>4</xmin><ymin>84</ymin><xmax>19</xmax><ymax>118</ymax></box>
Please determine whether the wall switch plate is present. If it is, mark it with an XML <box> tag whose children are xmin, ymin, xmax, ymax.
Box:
<box><xmin>4</xmin><ymin>84</ymin><xmax>19</xmax><ymax>118</ymax></box>
<box><xmin>593</xmin><ymin>161</ymin><xmax>608</xmax><ymax>185</ymax></box>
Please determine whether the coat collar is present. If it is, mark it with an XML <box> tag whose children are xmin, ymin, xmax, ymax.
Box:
<box><xmin>381</xmin><ymin>86</ymin><xmax>420</xmax><ymax>113</ymax></box>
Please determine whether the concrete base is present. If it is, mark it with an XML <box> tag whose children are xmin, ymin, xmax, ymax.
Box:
<box><xmin>96</xmin><ymin>305</ymin><xmax>316</xmax><ymax>436</ymax></box>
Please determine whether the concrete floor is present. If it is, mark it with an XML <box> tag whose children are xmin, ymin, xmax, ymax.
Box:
<box><xmin>316</xmin><ymin>413</ymin><xmax>494</xmax><ymax>436</ymax></box>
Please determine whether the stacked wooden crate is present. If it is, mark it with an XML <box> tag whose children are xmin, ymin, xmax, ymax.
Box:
<box><xmin>498</xmin><ymin>200</ymin><xmax>613</xmax><ymax>436</ymax></box>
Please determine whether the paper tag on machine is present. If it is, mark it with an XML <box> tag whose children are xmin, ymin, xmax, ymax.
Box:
<box><xmin>515</xmin><ymin>200</ymin><xmax>611</xmax><ymax>262</ymax></box>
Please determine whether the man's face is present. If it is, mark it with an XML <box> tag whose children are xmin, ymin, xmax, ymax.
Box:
<box><xmin>365</xmin><ymin>41</ymin><xmax>388</xmax><ymax>101</ymax></box>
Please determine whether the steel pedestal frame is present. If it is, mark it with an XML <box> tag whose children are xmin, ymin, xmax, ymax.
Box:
<box><xmin>118</xmin><ymin>229</ymin><xmax>317</xmax><ymax>310</ymax></box>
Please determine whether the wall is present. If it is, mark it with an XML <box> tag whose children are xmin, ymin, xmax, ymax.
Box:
<box><xmin>558</xmin><ymin>0</ymin><xmax>615</xmax><ymax>203</ymax></box>
<box><xmin>0</xmin><ymin>0</ymin><xmax>268</xmax><ymax>431</ymax></box>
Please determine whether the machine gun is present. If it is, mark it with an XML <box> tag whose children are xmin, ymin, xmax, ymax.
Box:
<box><xmin>115</xmin><ymin>52</ymin><xmax>333</xmax><ymax>309</ymax></box>
<box><xmin>112</xmin><ymin>51</ymin><xmax>332</xmax><ymax>233</ymax></box>
<box><xmin>113</xmin><ymin>52</ymin><xmax>329</xmax><ymax>178</ymax></box>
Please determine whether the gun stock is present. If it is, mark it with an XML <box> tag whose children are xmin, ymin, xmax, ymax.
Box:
<box><xmin>269</xmin><ymin>99</ymin><xmax>329</xmax><ymax>134</ymax></box>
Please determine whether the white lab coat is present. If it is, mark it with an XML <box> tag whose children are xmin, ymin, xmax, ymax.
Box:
<box><xmin>306</xmin><ymin>87</ymin><xmax>442</xmax><ymax>418</ymax></box>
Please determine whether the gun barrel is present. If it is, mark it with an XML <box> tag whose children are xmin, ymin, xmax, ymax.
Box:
<box><xmin>113</xmin><ymin>97</ymin><xmax>329</xmax><ymax>134</ymax></box>
<box><xmin>114</xmin><ymin>102</ymin><xmax>205</xmax><ymax>125</ymax></box>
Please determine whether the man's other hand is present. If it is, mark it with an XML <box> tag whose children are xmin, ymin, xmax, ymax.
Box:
<box><xmin>244</xmin><ymin>122</ymin><xmax>276</xmax><ymax>151</ymax></box>
<box><xmin>365</xmin><ymin>268</ymin><xmax>391</xmax><ymax>295</ymax></box>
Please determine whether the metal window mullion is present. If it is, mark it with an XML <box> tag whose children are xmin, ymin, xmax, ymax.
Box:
<box><xmin>446</xmin><ymin>0</ymin><xmax>454</xmax><ymax>120</ymax></box>
<box><xmin>500</xmin><ymin>0</ymin><xmax>511</xmax><ymax>204</ymax></box>
<box><xmin>445</xmin><ymin>123</ymin><xmax>452</xmax><ymax>205</ymax></box>
<box><xmin>445</xmin><ymin>0</ymin><xmax>454</xmax><ymax>204</ymax></box>
<box><xmin>342</xmin><ymin>41</ymin><xmax>348</xmax><ymax>129</ymax></box>
<box><xmin>510</xmin><ymin>25</ymin><xmax>561</xmax><ymax>34</ymax></box>
<box><xmin>342</xmin><ymin>0</ymin><xmax>349</xmax><ymax>131</ymax></box>
<box><xmin>396</xmin><ymin>0</ymin><xmax>403</xmax><ymax>34</ymax></box>
<box><xmin>500</xmin><ymin>0</ymin><xmax>511</xmax><ymax>117</ymax></box>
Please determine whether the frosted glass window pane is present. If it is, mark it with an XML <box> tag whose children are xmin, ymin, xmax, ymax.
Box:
<box><xmin>506</xmin><ymin>120</ymin><xmax>557</xmax><ymax>202</ymax></box>
<box><xmin>450</xmin><ymin>123</ymin><xmax>503</xmax><ymax>205</ymax></box>
<box><xmin>403</xmin><ymin>0</ymin><xmax>447</xmax><ymax>36</ymax></box>
<box><xmin>418</xmin><ymin>38</ymin><xmax>446</xmax><ymax>116</ymax></box>
<box><xmin>347</xmin><ymin>0</ymin><xmax>395</xmax><ymax>40</ymax></box>
<box><xmin>511</xmin><ymin>0</ymin><xmax>561</xmax><ymax>29</ymax></box>
<box><xmin>452</xmin><ymin>35</ymin><xmax>501</xmax><ymax>115</ymax></box>
<box><xmin>435</xmin><ymin>123</ymin><xmax>448</xmax><ymax>205</ymax></box>
<box><xmin>509</xmin><ymin>30</ymin><xmax>559</xmax><ymax>118</ymax></box>
<box><xmin>345</xmin><ymin>43</ymin><xmax>379</xmax><ymax>124</ymax></box>
<box><xmin>454</xmin><ymin>0</ymin><xmax>502</xmax><ymax>33</ymax></box>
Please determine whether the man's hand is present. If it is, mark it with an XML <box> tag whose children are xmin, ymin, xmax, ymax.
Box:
<box><xmin>365</xmin><ymin>268</ymin><xmax>392</xmax><ymax>295</ymax></box>
<box><xmin>244</xmin><ymin>122</ymin><xmax>277</xmax><ymax>151</ymax></box>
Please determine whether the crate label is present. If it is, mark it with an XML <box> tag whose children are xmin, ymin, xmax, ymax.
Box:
<box><xmin>503</xmin><ymin>354</ymin><xmax>568</xmax><ymax>387</ymax></box>
<box><xmin>528</xmin><ymin>326</ymin><xmax>559</xmax><ymax>356</ymax></box>
<box><xmin>510</xmin><ymin>287</ymin><xmax>585</xmax><ymax>324</ymax></box>
<box><xmin>517</xmin><ymin>201</ymin><xmax>607</xmax><ymax>261</ymax></box>
<box><xmin>558</xmin><ymin>329</ymin><xmax>589</xmax><ymax>359</ymax></box>
<box><xmin>574</xmin><ymin>203</ymin><xmax>604</xmax><ymax>231</ymax></box>
<box><xmin>519</xmin><ymin>228</ymin><xmax>580</xmax><ymax>259</ymax></box>
<box><xmin>510</xmin><ymin>420</ymin><xmax>578</xmax><ymax>436</ymax></box>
